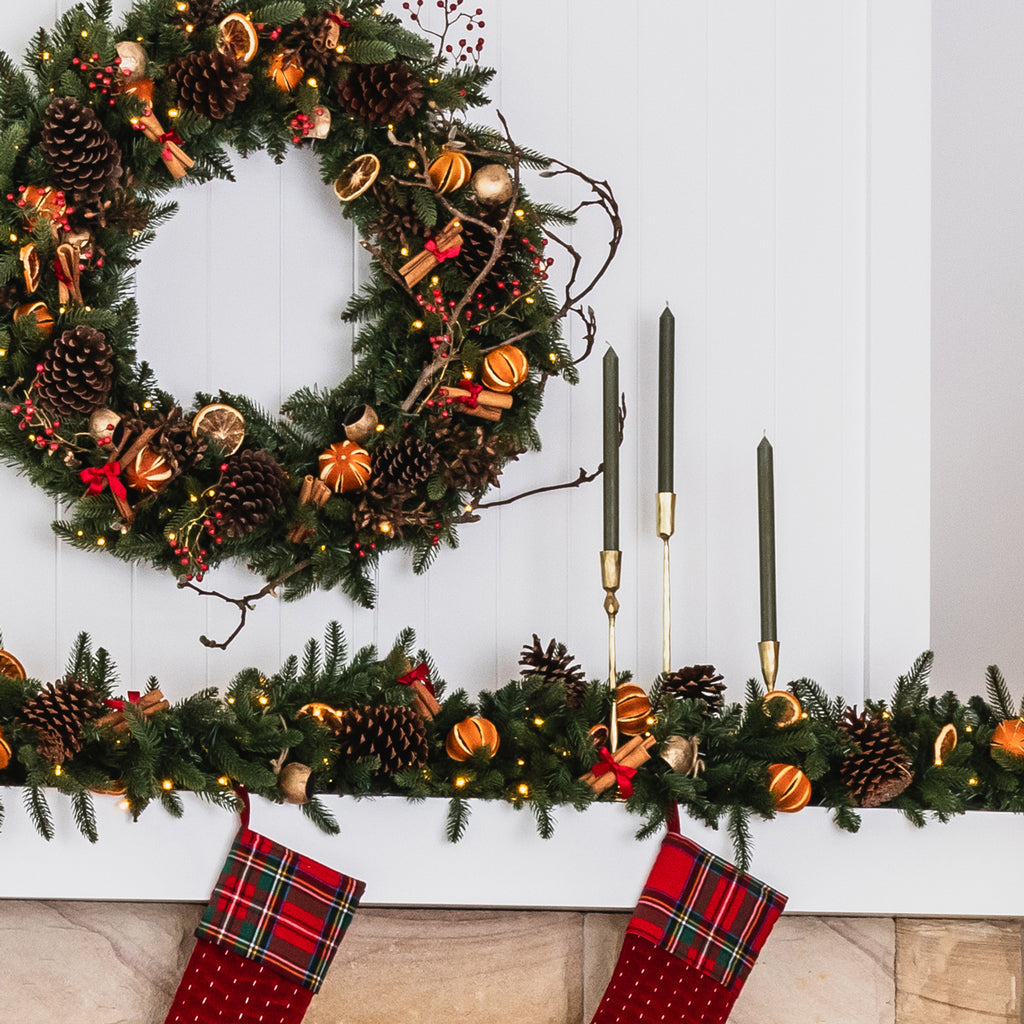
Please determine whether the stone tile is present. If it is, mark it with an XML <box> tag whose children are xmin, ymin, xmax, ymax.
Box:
<box><xmin>309</xmin><ymin>908</ymin><xmax>584</xmax><ymax>1024</ymax></box>
<box><xmin>0</xmin><ymin>900</ymin><xmax>200</xmax><ymax>1024</ymax></box>
<box><xmin>732</xmin><ymin>917</ymin><xmax>896</xmax><ymax>1024</ymax></box>
<box><xmin>582</xmin><ymin>912</ymin><xmax>630</xmax><ymax>1021</ymax></box>
<box><xmin>896</xmin><ymin>918</ymin><xmax>1022</xmax><ymax>1024</ymax></box>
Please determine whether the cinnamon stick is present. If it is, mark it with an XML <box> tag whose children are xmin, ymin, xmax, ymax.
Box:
<box><xmin>579</xmin><ymin>735</ymin><xmax>656</xmax><ymax>795</ymax></box>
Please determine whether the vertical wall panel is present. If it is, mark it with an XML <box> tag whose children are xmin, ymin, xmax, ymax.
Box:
<box><xmin>0</xmin><ymin>2</ymin><xmax>933</xmax><ymax>731</ymax></box>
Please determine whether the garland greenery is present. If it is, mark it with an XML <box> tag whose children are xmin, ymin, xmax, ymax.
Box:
<box><xmin>0</xmin><ymin>0</ymin><xmax>618</xmax><ymax>621</ymax></box>
<box><xmin>2</xmin><ymin>623</ymin><xmax>1023</xmax><ymax>871</ymax></box>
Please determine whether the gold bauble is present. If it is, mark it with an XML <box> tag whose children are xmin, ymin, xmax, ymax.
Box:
<box><xmin>471</xmin><ymin>163</ymin><xmax>514</xmax><ymax>205</ymax></box>
<box><xmin>88</xmin><ymin>407</ymin><xmax>123</xmax><ymax>446</ymax></box>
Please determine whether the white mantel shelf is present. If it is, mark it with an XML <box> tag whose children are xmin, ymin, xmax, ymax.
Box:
<box><xmin>0</xmin><ymin>791</ymin><xmax>1018</xmax><ymax>916</ymax></box>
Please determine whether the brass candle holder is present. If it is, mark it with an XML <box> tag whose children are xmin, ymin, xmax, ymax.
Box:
<box><xmin>758</xmin><ymin>639</ymin><xmax>779</xmax><ymax>692</ymax></box>
<box><xmin>601</xmin><ymin>549</ymin><xmax>622</xmax><ymax>752</ymax></box>
<box><xmin>657</xmin><ymin>492</ymin><xmax>676</xmax><ymax>674</ymax></box>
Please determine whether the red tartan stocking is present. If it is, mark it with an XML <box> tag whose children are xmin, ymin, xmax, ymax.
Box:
<box><xmin>590</xmin><ymin>806</ymin><xmax>787</xmax><ymax>1024</ymax></box>
<box><xmin>162</xmin><ymin>797</ymin><xmax>365</xmax><ymax>1024</ymax></box>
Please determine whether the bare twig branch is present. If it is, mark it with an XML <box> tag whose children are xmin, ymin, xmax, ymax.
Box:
<box><xmin>178</xmin><ymin>559</ymin><xmax>313</xmax><ymax>650</ymax></box>
<box><xmin>470</xmin><ymin>394</ymin><xmax>626</xmax><ymax>513</ymax></box>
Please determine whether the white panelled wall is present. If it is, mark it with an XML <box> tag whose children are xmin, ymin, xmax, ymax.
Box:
<box><xmin>0</xmin><ymin>1</ymin><xmax>933</xmax><ymax>898</ymax></box>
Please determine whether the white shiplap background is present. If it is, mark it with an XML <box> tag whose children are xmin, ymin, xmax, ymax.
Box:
<box><xmin>0</xmin><ymin>1</ymin><xmax>935</xmax><ymax>897</ymax></box>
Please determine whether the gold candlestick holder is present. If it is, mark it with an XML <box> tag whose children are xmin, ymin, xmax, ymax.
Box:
<box><xmin>601</xmin><ymin>549</ymin><xmax>622</xmax><ymax>752</ymax></box>
<box><xmin>758</xmin><ymin>639</ymin><xmax>779</xmax><ymax>691</ymax></box>
<box><xmin>657</xmin><ymin>492</ymin><xmax>676</xmax><ymax>674</ymax></box>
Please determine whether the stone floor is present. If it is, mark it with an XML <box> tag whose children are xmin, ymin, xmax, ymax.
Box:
<box><xmin>0</xmin><ymin>902</ymin><xmax>1021</xmax><ymax>1023</ymax></box>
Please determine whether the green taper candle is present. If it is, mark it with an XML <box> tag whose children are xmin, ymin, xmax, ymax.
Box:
<box><xmin>603</xmin><ymin>346</ymin><xmax>620</xmax><ymax>551</ymax></box>
<box><xmin>757</xmin><ymin>436</ymin><xmax>777</xmax><ymax>641</ymax></box>
<box><xmin>658</xmin><ymin>306</ymin><xmax>675</xmax><ymax>493</ymax></box>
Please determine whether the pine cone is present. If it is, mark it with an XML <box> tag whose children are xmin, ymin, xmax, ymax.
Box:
<box><xmin>168</xmin><ymin>50</ymin><xmax>252</xmax><ymax>120</ymax></box>
<box><xmin>368</xmin><ymin>181</ymin><xmax>424</xmax><ymax>248</ymax></box>
<box><xmin>335</xmin><ymin>61</ymin><xmax>424</xmax><ymax>124</ymax></box>
<box><xmin>209</xmin><ymin>449</ymin><xmax>288</xmax><ymax>538</ymax></box>
<box><xmin>137</xmin><ymin>405</ymin><xmax>206</xmax><ymax>476</ymax></box>
<box><xmin>35</xmin><ymin>325</ymin><xmax>115</xmax><ymax>419</ymax></box>
<box><xmin>839</xmin><ymin>706</ymin><xmax>913</xmax><ymax>807</ymax></box>
<box><xmin>171</xmin><ymin>0</ymin><xmax>223</xmax><ymax>30</ymax></box>
<box><xmin>372</xmin><ymin>436</ymin><xmax>439</xmax><ymax>491</ymax></box>
<box><xmin>39</xmin><ymin>97</ymin><xmax>122</xmax><ymax>199</ymax></box>
<box><xmin>459</xmin><ymin>208</ymin><xmax>514</xmax><ymax>288</ymax></box>
<box><xmin>519</xmin><ymin>634</ymin><xmax>587</xmax><ymax>708</ymax></box>
<box><xmin>16</xmin><ymin>677</ymin><xmax>103</xmax><ymax>765</ymax></box>
<box><xmin>328</xmin><ymin>704</ymin><xmax>428</xmax><ymax>777</ymax></box>
<box><xmin>278</xmin><ymin>11</ymin><xmax>345</xmax><ymax>81</ymax></box>
<box><xmin>661</xmin><ymin>665</ymin><xmax>726</xmax><ymax>714</ymax></box>
<box><xmin>431</xmin><ymin>414</ymin><xmax>519</xmax><ymax>496</ymax></box>
<box><xmin>351</xmin><ymin>485</ymin><xmax>436</xmax><ymax>537</ymax></box>
<box><xmin>0</xmin><ymin>280</ymin><xmax>20</xmax><ymax>312</ymax></box>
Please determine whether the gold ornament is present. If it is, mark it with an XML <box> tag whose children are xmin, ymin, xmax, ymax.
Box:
<box><xmin>88</xmin><ymin>407</ymin><xmax>123</xmax><ymax>447</ymax></box>
<box><xmin>278</xmin><ymin>762</ymin><xmax>313</xmax><ymax>804</ymax></box>
<box><xmin>660</xmin><ymin>735</ymin><xmax>703</xmax><ymax>777</ymax></box>
<box><xmin>115</xmin><ymin>41</ymin><xmax>147</xmax><ymax>82</ymax></box>
<box><xmin>471</xmin><ymin>163</ymin><xmax>514</xmax><ymax>205</ymax></box>
<box><xmin>343</xmin><ymin>404</ymin><xmax>379</xmax><ymax>442</ymax></box>
<box><xmin>307</xmin><ymin>105</ymin><xmax>332</xmax><ymax>140</ymax></box>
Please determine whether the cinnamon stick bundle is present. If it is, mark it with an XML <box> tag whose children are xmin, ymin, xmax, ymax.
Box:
<box><xmin>286</xmin><ymin>474</ymin><xmax>333</xmax><ymax>543</ymax></box>
<box><xmin>399</xmin><ymin>218</ymin><xmax>463</xmax><ymax>288</ymax></box>
<box><xmin>579</xmin><ymin>735</ymin><xmax>656</xmax><ymax>796</ymax></box>
<box><xmin>95</xmin><ymin>688</ymin><xmax>170</xmax><ymax>734</ymax></box>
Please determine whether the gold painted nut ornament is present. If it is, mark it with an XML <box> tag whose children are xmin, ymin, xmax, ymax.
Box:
<box><xmin>318</xmin><ymin>440</ymin><xmax>371</xmax><ymax>493</ymax></box>
<box><xmin>427</xmin><ymin>148</ymin><xmax>472</xmax><ymax>193</ymax></box>
<box><xmin>660</xmin><ymin>735</ymin><xmax>703</xmax><ymax>777</ymax></box>
<box><xmin>471</xmin><ymin>163</ymin><xmax>514</xmax><ymax>205</ymax></box>
<box><xmin>88</xmin><ymin>407</ymin><xmax>123</xmax><ymax>447</ymax></box>
<box><xmin>114</xmin><ymin>41</ymin><xmax>147</xmax><ymax>82</ymax></box>
<box><xmin>278</xmin><ymin>762</ymin><xmax>313</xmax><ymax>804</ymax></box>
<box><xmin>480</xmin><ymin>344</ymin><xmax>529</xmax><ymax>393</ymax></box>
<box><xmin>343</xmin><ymin>404</ymin><xmax>379</xmax><ymax>442</ymax></box>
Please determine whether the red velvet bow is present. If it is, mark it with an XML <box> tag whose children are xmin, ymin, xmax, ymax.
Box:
<box><xmin>158</xmin><ymin>129</ymin><xmax>183</xmax><ymax>146</ymax></box>
<box><xmin>397</xmin><ymin>662</ymin><xmax>436</xmax><ymax>697</ymax></box>
<box><xmin>103</xmin><ymin>690</ymin><xmax>140</xmax><ymax>711</ymax></box>
<box><xmin>53</xmin><ymin>257</ymin><xmax>75</xmax><ymax>287</ymax></box>
<box><xmin>591</xmin><ymin>746</ymin><xmax>637</xmax><ymax>798</ymax></box>
<box><xmin>327</xmin><ymin>12</ymin><xmax>351</xmax><ymax>27</ymax></box>
<box><xmin>80</xmin><ymin>462</ymin><xmax>128</xmax><ymax>501</ymax></box>
<box><xmin>425</xmin><ymin>237</ymin><xmax>462</xmax><ymax>262</ymax></box>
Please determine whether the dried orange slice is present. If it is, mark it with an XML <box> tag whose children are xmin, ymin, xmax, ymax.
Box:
<box><xmin>334</xmin><ymin>153</ymin><xmax>380</xmax><ymax>201</ymax></box>
<box><xmin>20</xmin><ymin>243</ymin><xmax>40</xmax><ymax>293</ymax></box>
<box><xmin>763</xmin><ymin>689</ymin><xmax>803</xmax><ymax>727</ymax></box>
<box><xmin>296</xmin><ymin>702</ymin><xmax>337</xmax><ymax>721</ymax></box>
<box><xmin>217</xmin><ymin>13</ymin><xmax>259</xmax><ymax>63</ymax></box>
<box><xmin>0</xmin><ymin>649</ymin><xmax>26</xmax><ymax>680</ymax></box>
<box><xmin>934</xmin><ymin>723</ymin><xmax>957</xmax><ymax>764</ymax></box>
<box><xmin>191</xmin><ymin>403</ymin><xmax>245</xmax><ymax>455</ymax></box>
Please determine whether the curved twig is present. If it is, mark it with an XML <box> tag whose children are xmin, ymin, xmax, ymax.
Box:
<box><xmin>178</xmin><ymin>558</ymin><xmax>312</xmax><ymax>650</ymax></box>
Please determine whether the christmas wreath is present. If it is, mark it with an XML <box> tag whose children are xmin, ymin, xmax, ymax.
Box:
<box><xmin>0</xmin><ymin>0</ymin><xmax>619</xmax><ymax>628</ymax></box>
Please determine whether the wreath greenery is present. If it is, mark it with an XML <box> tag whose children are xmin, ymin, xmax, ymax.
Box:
<box><xmin>0</xmin><ymin>0</ymin><xmax>618</xmax><ymax>623</ymax></box>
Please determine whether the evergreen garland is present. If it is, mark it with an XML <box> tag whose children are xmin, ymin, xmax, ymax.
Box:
<box><xmin>0</xmin><ymin>0</ymin><xmax>614</xmax><ymax>609</ymax></box>
<box><xmin>1</xmin><ymin>623</ymin><xmax>1023</xmax><ymax>870</ymax></box>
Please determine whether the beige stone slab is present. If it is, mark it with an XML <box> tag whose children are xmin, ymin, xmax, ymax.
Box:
<box><xmin>732</xmin><ymin>916</ymin><xmax>896</xmax><ymax>1024</ymax></box>
<box><xmin>582</xmin><ymin>912</ymin><xmax>630</xmax><ymax>1022</ymax></box>
<box><xmin>309</xmin><ymin>908</ymin><xmax>584</xmax><ymax>1024</ymax></box>
<box><xmin>895</xmin><ymin>918</ymin><xmax>1022</xmax><ymax>1024</ymax></box>
<box><xmin>0</xmin><ymin>900</ymin><xmax>200</xmax><ymax>1024</ymax></box>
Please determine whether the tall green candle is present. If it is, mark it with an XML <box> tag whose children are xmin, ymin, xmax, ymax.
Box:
<box><xmin>603</xmin><ymin>346</ymin><xmax>620</xmax><ymax>551</ymax></box>
<box><xmin>658</xmin><ymin>306</ymin><xmax>675</xmax><ymax>493</ymax></box>
<box><xmin>757</xmin><ymin>437</ymin><xmax>777</xmax><ymax>641</ymax></box>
